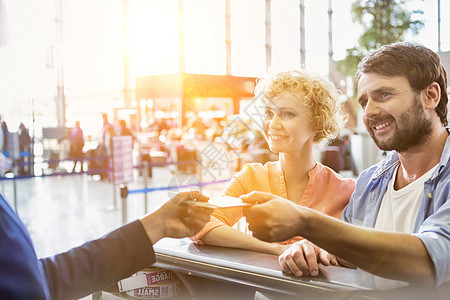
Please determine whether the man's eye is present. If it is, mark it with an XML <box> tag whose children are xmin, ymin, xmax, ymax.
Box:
<box><xmin>359</xmin><ymin>100</ymin><xmax>367</xmax><ymax>109</ymax></box>
<box><xmin>380</xmin><ymin>92</ymin><xmax>390</xmax><ymax>99</ymax></box>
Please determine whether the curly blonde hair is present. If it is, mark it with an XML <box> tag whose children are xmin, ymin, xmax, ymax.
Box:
<box><xmin>254</xmin><ymin>69</ymin><xmax>347</xmax><ymax>144</ymax></box>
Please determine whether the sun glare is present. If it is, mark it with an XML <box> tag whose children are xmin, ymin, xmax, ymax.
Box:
<box><xmin>129</xmin><ymin>0</ymin><xmax>179</xmax><ymax>76</ymax></box>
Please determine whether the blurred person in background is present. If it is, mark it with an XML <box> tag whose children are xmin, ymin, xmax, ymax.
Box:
<box><xmin>156</xmin><ymin>117</ymin><xmax>169</xmax><ymax>134</ymax></box>
<box><xmin>69</xmin><ymin>121</ymin><xmax>84</xmax><ymax>173</ymax></box>
<box><xmin>206</xmin><ymin>118</ymin><xmax>223</xmax><ymax>141</ymax></box>
<box><xmin>100</xmin><ymin>113</ymin><xmax>114</xmax><ymax>152</ymax></box>
<box><xmin>188</xmin><ymin>112</ymin><xmax>207</xmax><ymax>139</ymax></box>
<box><xmin>99</xmin><ymin>113</ymin><xmax>115</xmax><ymax>180</ymax></box>
<box><xmin>193</xmin><ymin>70</ymin><xmax>356</xmax><ymax>268</ymax></box>
<box><xmin>18</xmin><ymin>122</ymin><xmax>32</xmax><ymax>175</ymax></box>
<box><xmin>103</xmin><ymin>124</ymin><xmax>116</xmax><ymax>181</ymax></box>
<box><xmin>0</xmin><ymin>120</ymin><xmax>10</xmax><ymax>155</ymax></box>
<box><xmin>148</xmin><ymin>117</ymin><xmax>169</xmax><ymax>135</ymax></box>
<box><xmin>118</xmin><ymin>119</ymin><xmax>135</xmax><ymax>143</ymax></box>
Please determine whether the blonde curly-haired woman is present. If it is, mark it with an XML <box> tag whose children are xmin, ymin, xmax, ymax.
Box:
<box><xmin>193</xmin><ymin>69</ymin><xmax>356</xmax><ymax>270</ymax></box>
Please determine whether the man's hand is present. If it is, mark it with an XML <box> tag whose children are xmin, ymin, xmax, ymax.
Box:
<box><xmin>241</xmin><ymin>191</ymin><xmax>303</xmax><ymax>242</ymax></box>
<box><xmin>279</xmin><ymin>240</ymin><xmax>338</xmax><ymax>277</ymax></box>
<box><xmin>139</xmin><ymin>191</ymin><xmax>214</xmax><ymax>243</ymax></box>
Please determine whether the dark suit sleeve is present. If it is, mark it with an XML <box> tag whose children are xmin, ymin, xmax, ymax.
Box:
<box><xmin>1</xmin><ymin>195</ymin><xmax>48</xmax><ymax>300</ymax></box>
<box><xmin>40</xmin><ymin>220</ymin><xmax>156</xmax><ymax>300</ymax></box>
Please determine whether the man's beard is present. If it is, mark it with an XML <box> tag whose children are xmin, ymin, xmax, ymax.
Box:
<box><xmin>367</xmin><ymin>95</ymin><xmax>433</xmax><ymax>152</ymax></box>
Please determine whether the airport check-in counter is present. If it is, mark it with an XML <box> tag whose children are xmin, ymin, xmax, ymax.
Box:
<box><xmin>98</xmin><ymin>237</ymin><xmax>449</xmax><ymax>299</ymax></box>
<box><xmin>151</xmin><ymin>238</ymin><xmax>448</xmax><ymax>300</ymax></box>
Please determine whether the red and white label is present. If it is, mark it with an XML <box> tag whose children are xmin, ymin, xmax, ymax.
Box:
<box><xmin>118</xmin><ymin>269</ymin><xmax>173</xmax><ymax>292</ymax></box>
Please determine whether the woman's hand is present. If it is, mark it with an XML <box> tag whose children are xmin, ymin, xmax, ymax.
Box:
<box><xmin>279</xmin><ymin>240</ymin><xmax>338</xmax><ymax>277</ymax></box>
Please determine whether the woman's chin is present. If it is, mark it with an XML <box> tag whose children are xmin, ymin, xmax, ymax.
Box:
<box><xmin>268</xmin><ymin>146</ymin><xmax>281</xmax><ymax>154</ymax></box>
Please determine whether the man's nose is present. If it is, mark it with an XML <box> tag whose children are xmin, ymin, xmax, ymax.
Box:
<box><xmin>364</xmin><ymin>98</ymin><xmax>381</xmax><ymax>118</ymax></box>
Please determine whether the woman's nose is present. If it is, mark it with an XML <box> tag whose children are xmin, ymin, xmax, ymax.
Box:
<box><xmin>268</xmin><ymin>115</ymin><xmax>282</xmax><ymax>129</ymax></box>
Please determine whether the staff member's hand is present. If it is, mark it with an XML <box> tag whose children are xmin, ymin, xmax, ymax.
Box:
<box><xmin>241</xmin><ymin>191</ymin><xmax>303</xmax><ymax>242</ymax></box>
<box><xmin>139</xmin><ymin>191</ymin><xmax>213</xmax><ymax>243</ymax></box>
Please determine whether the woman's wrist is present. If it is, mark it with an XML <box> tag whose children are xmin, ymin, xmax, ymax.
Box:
<box><xmin>271</xmin><ymin>243</ymin><xmax>290</xmax><ymax>256</ymax></box>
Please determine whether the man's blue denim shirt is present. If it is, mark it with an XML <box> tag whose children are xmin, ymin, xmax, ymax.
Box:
<box><xmin>342</xmin><ymin>133</ymin><xmax>450</xmax><ymax>286</ymax></box>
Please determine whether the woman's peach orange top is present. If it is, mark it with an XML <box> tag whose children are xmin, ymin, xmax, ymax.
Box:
<box><xmin>193</xmin><ymin>161</ymin><xmax>356</xmax><ymax>245</ymax></box>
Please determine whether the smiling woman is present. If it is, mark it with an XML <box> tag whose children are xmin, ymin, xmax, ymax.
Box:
<box><xmin>192</xmin><ymin>69</ymin><xmax>356</xmax><ymax>263</ymax></box>
<box><xmin>263</xmin><ymin>91</ymin><xmax>316</xmax><ymax>154</ymax></box>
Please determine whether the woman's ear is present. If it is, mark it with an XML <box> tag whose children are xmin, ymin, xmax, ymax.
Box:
<box><xmin>422</xmin><ymin>82</ymin><xmax>441</xmax><ymax>110</ymax></box>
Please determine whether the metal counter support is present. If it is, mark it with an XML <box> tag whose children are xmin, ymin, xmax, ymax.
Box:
<box><xmin>143</xmin><ymin>161</ymin><xmax>149</xmax><ymax>214</ymax></box>
<box><xmin>120</xmin><ymin>185</ymin><xmax>128</xmax><ymax>224</ymax></box>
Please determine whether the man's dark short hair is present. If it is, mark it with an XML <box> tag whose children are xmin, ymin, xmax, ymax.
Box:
<box><xmin>356</xmin><ymin>42</ymin><xmax>448</xmax><ymax>127</ymax></box>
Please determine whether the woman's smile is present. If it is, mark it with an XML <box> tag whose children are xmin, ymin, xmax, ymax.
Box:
<box><xmin>267</xmin><ymin>133</ymin><xmax>289</xmax><ymax>141</ymax></box>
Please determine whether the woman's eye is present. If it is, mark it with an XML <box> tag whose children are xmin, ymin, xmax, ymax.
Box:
<box><xmin>281</xmin><ymin>112</ymin><xmax>294</xmax><ymax>118</ymax></box>
<box><xmin>264</xmin><ymin>110</ymin><xmax>274</xmax><ymax>118</ymax></box>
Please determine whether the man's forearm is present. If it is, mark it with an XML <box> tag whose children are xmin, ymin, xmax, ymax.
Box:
<box><xmin>300</xmin><ymin>208</ymin><xmax>435</xmax><ymax>285</ymax></box>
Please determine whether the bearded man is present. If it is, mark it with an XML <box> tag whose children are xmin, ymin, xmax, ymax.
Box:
<box><xmin>242</xmin><ymin>42</ymin><xmax>450</xmax><ymax>287</ymax></box>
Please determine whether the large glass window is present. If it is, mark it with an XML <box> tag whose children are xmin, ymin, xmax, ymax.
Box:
<box><xmin>230</xmin><ymin>0</ymin><xmax>265</xmax><ymax>77</ymax></box>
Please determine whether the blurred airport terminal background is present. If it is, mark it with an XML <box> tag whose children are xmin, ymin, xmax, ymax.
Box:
<box><xmin>0</xmin><ymin>2</ymin><xmax>449</xmax><ymax>298</ymax></box>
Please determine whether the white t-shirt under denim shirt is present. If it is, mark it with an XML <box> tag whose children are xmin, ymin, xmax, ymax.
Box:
<box><xmin>372</xmin><ymin>163</ymin><xmax>439</xmax><ymax>290</ymax></box>
<box><xmin>375</xmin><ymin>164</ymin><xmax>439</xmax><ymax>233</ymax></box>
<box><xmin>342</xmin><ymin>133</ymin><xmax>450</xmax><ymax>287</ymax></box>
